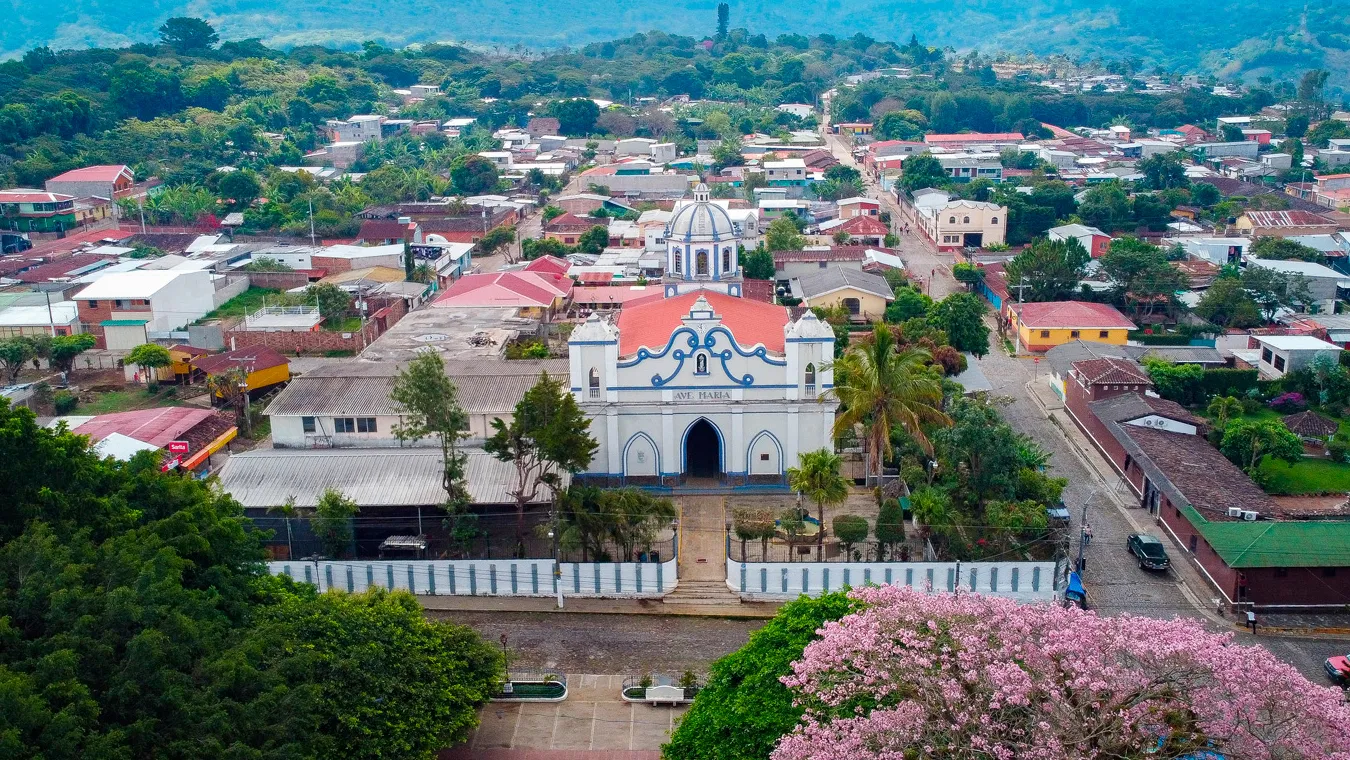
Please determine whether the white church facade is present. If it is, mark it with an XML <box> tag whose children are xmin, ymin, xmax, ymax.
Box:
<box><xmin>568</xmin><ymin>290</ymin><xmax>837</xmax><ymax>486</ymax></box>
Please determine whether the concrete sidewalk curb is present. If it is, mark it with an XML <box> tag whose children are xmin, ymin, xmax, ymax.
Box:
<box><xmin>419</xmin><ymin>593</ymin><xmax>782</xmax><ymax>619</ymax></box>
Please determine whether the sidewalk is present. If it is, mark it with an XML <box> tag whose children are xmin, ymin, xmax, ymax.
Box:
<box><xmin>419</xmin><ymin>593</ymin><xmax>781</xmax><ymax>619</ymax></box>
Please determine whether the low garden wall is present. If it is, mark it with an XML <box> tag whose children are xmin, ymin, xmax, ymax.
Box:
<box><xmin>727</xmin><ymin>558</ymin><xmax>1061</xmax><ymax>603</ymax></box>
<box><xmin>268</xmin><ymin>557</ymin><xmax>678</xmax><ymax>599</ymax></box>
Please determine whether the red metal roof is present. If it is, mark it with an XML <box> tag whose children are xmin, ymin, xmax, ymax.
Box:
<box><xmin>576</xmin><ymin>271</ymin><xmax>613</xmax><ymax>283</ymax></box>
<box><xmin>772</xmin><ymin>247</ymin><xmax>869</xmax><ymax>263</ymax></box>
<box><xmin>545</xmin><ymin>212</ymin><xmax>604</xmax><ymax>231</ymax></box>
<box><xmin>524</xmin><ymin>255</ymin><xmax>572</xmax><ymax>276</ymax></box>
<box><xmin>617</xmin><ymin>289</ymin><xmax>789</xmax><ymax>356</ymax></box>
<box><xmin>1014</xmin><ymin>301</ymin><xmax>1136</xmax><ymax>330</ymax></box>
<box><xmin>1242</xmin><ymin>210</ymin><xmax>1336</xmax><ymax>228</ymax></box>
<box><xmin>46</xmin><ymin>165</ymin><xmax>132</xmax><ymax>184</ymax></box>
<box><xmin>0</xmin><ymin>190</ymin><xmax>75</xmax><ymax>203</ymax></box>
<box><xmin>571</xmin><ymin>285</ymin><xmax>664</xmax><ymax>307</ymax></box>
<box><xmin>70</xmin><ymin>407</ymin><xmax>217</xmax><ymax>447</ymax></box>
<box><xmin>837</xmin><ymin>216</ymin><xmax>890</xmax><ymax>236</ymax></box>
<box><xmin>193</xmin><ymin>346</ymin><xmax>290</xmax><ymax>375</ymax></box>
<box><xmin>924</xmin><ymin>132</ymin><xmax>1024</xmax><ymax>144</ymax></box>
<box><xmin>357</xmin><ymin>219</ymin><xmax>415</xmax><ymax>241</ymax></box>
<box><xmin>742</xmin><ymin>279</ymin><xmax>776</xmax><ymax>304</ymax></box>
<box><xmin>15</xmin><ymin>253</ymin><xmax>118</xmax><ymax>283</ymax></box>
<box><xmin>433</xmin><ymin>271</ymin><xmax>571</xmax><ymax>308</ymax></box>
<box><xmin>24</xmin><ymin>228</ymin><xmax>133</xmax><ymax>257</ymax></box>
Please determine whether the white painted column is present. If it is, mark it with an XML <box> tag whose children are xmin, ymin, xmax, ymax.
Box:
<box><xmin>731</xmin><ymin>408</ymin><xmax>745</xmax><ymax>476</ymax></box>
<box><xmin>786</xmin><ymin>407</ymin><xmax>801</xmax><ymax>472</ymax></box>
<box><xmin>661</xmin><ymin>408</ymin><xmax>676</xmax><ymax>477</ymax></box>
<box><xmin>606</xmin><ymin>412</ymin><xmax>620</xmax><ymax>475</ymax></box>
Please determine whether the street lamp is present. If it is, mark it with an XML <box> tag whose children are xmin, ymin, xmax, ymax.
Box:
<box><xmin>548</xmin><ymin>528</ymin><xmax>564</xmax><ymax>609</ymax></box>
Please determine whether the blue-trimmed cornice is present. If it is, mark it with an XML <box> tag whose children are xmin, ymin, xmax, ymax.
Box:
<box><xmin>617</xmin><ymin>325</ymin><xmax>787</xmax><ymax>387</ymax></box>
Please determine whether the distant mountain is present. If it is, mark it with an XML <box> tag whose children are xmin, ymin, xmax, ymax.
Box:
<box><xmin>7</xmin><ymin>0</ymin><xmax>1349</xmax><ymax>89</ymax></box>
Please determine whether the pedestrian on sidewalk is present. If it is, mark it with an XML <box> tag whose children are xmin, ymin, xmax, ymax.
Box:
<box><xmin>1084</xmin><ymin>523</ymin><xmax>1093</xmax><ymax>546</ymax></box>
<box><xmin>1247</xmin><ymin>609</ymin><xmax>1257</xmax><ymax>635</ymax></box>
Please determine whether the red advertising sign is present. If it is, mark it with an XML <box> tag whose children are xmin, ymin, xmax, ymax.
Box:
<box><xmin>161</xmin><ymin>456</ymin><xmax>181</xmax><ymax>472</ymax></box>
<box><xmin>167</xmin><ymin>440</ymin><xmax>190</xmax><ymax>454</ymax></box>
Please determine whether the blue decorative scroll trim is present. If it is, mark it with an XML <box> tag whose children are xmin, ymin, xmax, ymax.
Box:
<box><xmin>618</xmin><ymin>326</ymin><xmax>787</xmax><ymax>387</ymax></box>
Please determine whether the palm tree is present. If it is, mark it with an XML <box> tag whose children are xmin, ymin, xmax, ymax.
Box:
<box><xmin>787</xmin><ymin>449</ymin><xmax>850</xmax><ymax>561</ymax></box>
<box><xmin>1207</xmin><ymin>395</ymin><xmax>1243</xmax><ymax>428</ymax></box>
<box><xmin>832</xmin><ymin>324</ymin><xmax>950</xmax><ymax>484</ymax></box>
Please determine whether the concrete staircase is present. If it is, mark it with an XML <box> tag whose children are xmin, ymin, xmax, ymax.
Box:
<box><xmin>662</xmin><ymin>579</ymin><xmax>743</xmax><ymax>608</ymax></box>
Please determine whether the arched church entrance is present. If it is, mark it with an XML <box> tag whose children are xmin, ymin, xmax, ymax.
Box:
<box><xmin>684</xmin><ymin>418</ymin><xmax>722</xmax><ymax>478</ymax></box>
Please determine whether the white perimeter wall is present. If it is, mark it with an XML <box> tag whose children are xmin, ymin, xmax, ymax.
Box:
<box><xmin>728</xmin><ymin>558</ymin><xmax>1060</xmax><ymax>603</ymax></box>
<box><xmin>269</xmin><ymin>558</ymin><xmax>678</xmax><ymax>599</ymax></box>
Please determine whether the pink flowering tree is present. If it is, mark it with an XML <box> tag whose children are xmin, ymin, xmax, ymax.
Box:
<box><xmin>774</xmin><ymin>585</ymin><xmax>1350</xmax><ymax>760</ymax></box>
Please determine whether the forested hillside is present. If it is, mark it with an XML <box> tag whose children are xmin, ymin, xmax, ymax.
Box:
<box><xmin>7</xmin><ymin>0</ymin><xmax>1350</xmax><ymax>88</ymax></box>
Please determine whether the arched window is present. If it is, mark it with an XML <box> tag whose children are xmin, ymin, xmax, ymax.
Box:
<box><xmin>722</xmin><ymin>248</ymin><xmax>731</xmax><ymax>272</ymax></box>
<box><xmin>588</xmin><ymin>367</ymin><xmax>600</xmax><ymax>398</ymax></box>
<box><xmin>696</xmin><ymin>354</ymin><xmax>709</xmax><ymax>374</ymax></box>
<box><xmin>674</xmin><ymin>252</ymin><xmax>682</xmax><ymax>274</ymax></box>
<box><xmin>991</xmin><ymin>216</ymin><xmax>998</xmax><ymax>224</ymax></box>
<box><xmin>696</xmin><ymin>250</ymin><xmax>709</xmax><ymax>275</ymax></box>
<box><xmin>804</xmin><ymin>362</ymin><xmax>816</xmax><ymax>394</ymax></box>
<box><xmin>963</xmin><ymin>216</ymin><xmax>970</xmax><ymax>224</ymax></box>
<box><xmin>949</xmin><ymin>216</ymin><xmax>956</xmax><ymax>223</ymax></box>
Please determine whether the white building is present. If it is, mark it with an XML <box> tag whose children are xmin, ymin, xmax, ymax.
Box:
<box><xmin>776</xmin><ymin>104</ymin><xmax>814</xmax><ymax>119</ymax></box>
<box><xmin>662</xmin><ymin>183</ymin><xmax>744</xmax><ymax>297</ymax></box>
<box><xmin>1173</xmin><ymin>236</ymin><xmax>1250</xmax><ymax>266</ymax></box>
<box><xmin>1251</xmin><ymin>335</ymin><xmax>1342</xmax><ymax>378</ymax></box>
<box><xmin>568</xmin><ymin>291</ymin><xmax>837</xmax><ymax>485</ymax></box>
<box><xmin>0</xmin><ymin>301</ymin><xmax>80</xmax><ymax>338</ymax></box>
<box><xmin>74</xmin><ymin>270</ymin><xmax>215</xmax><ymax>347</ymax></box>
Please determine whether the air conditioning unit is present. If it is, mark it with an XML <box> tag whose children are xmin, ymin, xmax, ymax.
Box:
<box><xmin>1227</xmin><ymin>507</ymin><xmax>1243</xmax><ymax>518</ymax></box>
<box><xmin>1241</xmin><ymin>511</ymin><xmax>1258</xmax><ymax>521</ymax></box>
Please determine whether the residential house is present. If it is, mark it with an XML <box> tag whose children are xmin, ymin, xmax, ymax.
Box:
<box><xmin>191</xmin><ymin>346</ymin><xmax>291</xmax><ymax>397</ymax></box>
<box><xmin>311</xmin><ymin>244</ymin><xmax>405</xmax><ymax>274</ymax></box>
<box><xmin>0</xmin><ymin>301</ymin><xmax>80</xmax><ymax>338</ymax></box>
<box><xmin>265</xmin><ymin>358</ymin><xmax>566</xmax><ymax>446</ymax></box>
<box><xmin>57</xmin><ymin>407</ymin><xmax>237</xmax><ymax>476</ymax></box>
<box><xmin>1235</xmin><ymin>210</ymin><xmax>1339</xmax><ymax>238</ymax></box>
<box><xmin>1193</xmin><ymin>141</ymin><xmax>1260</xmax><ymax>160</ymax></box>
<box><xmin>836</xmin><ymin>197</ymin><xmax>881</xmax><ymax>219</ymax></box>
<box><xmin>1250</xmin><ymin>335</ymin><xmax>1342</xmax><ymax>378</ymax></box>
<box><xmin>1245</xmin><ymin>257</ymin><xmax>1342</xmax><ymax>314</ymax></box>
<box><xmin>431</xmin><ymin>270</ymin><xmax>571</xmax><ymax>318</ymax></box>
<box><xmin>936</xmin><ymin>153</ymin><xmax>1003</xmax><ymax>183</ymax></box>
<box><xmin>1009</xmin><ymin>301</ymin><xmax>1135</xmax><ymax>352</ymax></box>
<box><xmin>776</xmin><ymin>104</ymin><xmax>813</xmax><ymax>119</ymax></box>
<box><xmin>815</xmin><ymin>215</ymin><xmax>889</xmax><ymax>246</ymax></box>
<box><xmin>790</xmin><ymin>267</ymin><xmax>893</xmax><ymax>320</ymax></box>
<box><xmin>772</xmin><ymin>247</ymin><xmax>868</xmax><ymax>281</ymax></box>
<box><xmin>1076</xmin><ymin>389</ymin><xmax>1350</xmax><ymax>609</ymax></box>
<box><xmin>923</xmin><ymin>132</ymin><xmax>1024</xmax><ymax>151</ymax></box>
<box><xmin>356</xmin><ymin>218</ymin><xmax>419</xmax><ymax>246</ymax></box>
<box><xmin>0</xmin><ymin>191</ymin><xmax>78</xmax><ymax>232</ymax></box>
<box><xmin>764</xmin><ymin>159</ymin><xmax>809</xmax><ymax>187</ymax></box>
<box><xmin>1173</xmin><ymin>236</ymin><xmax>1250</xmax><ymax>266</ymax></box>
<box><xmin>44</xmin><ymin>165</ymin><xmax>134</xmax><ymax>202</ymax></box>
<box><xmin>525</xmin><ymin>117</ymin><xmax>561</xmax><ymax>137</ymax></box>
<box><xmin>544</xmin><ymin>212</ymin><xmax>604</xmax><ymax>245</ymax></box>
<box><xmin>912</xmin><ymin>194</ymin><xmax>1007</xmax><ymax>251</ymax></box>
<box><xmin>1049</xmin><ymin>223</ymin><xmax>1111</xmax><ymax>258</ymax></box>
<box><xmin>834</xmin><ymin>122</ymin><xmax>873</xmax><ymax>137</ymax></box>
<box><xmin>1318</xmin><ymin>140</ymin><xmax>1350</xmax><ymax>169</ymax></box>
<box><xmin>1044</xmin><ymin>340</ymin><xmax>1223</xmax><ymax>400</ymax></box>
<box><xmin>73</xmin><ymin>270</ymin><xmax>214</xmax><ymax>348</ymax></box>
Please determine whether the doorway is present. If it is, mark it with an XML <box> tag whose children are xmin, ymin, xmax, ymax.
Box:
<box><xmin>684</xmin><ymin>418</ymin><xmax>722</xmax><ymax>478</ymax></box>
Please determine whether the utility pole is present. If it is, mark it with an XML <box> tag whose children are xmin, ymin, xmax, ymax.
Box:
<box><xmin>1074</xmin><ymin>501</ymin><xmax>1090</xmax><ymax>574</ymax></box>
<box><xmin>308</xmin><ymin>198</ymin><xmax>316</xmax><ymax>246</ymax></box>
<box><xmin>43</xmin><ymin>288</ymin><xmax>56</xmax><ymax>337</ymax></box>
<box><xmin>138</xmin><ymin>199</ymin><xmax>147</xmax><ymax>235</ymax></box>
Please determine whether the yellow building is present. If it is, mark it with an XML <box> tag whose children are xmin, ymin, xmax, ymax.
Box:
<box><xmin>792</xmin><ymin>268</ymin><xmax>894</xmax><ymax>322</ymax></box>
<box><xmin>193</xmin><ymin>346</ymin><xmax>291</xmax><ymax>396</ymax></box>
<box><xmin>1010</xmin><ymin>301</ymin><xmax>1135</xmax><ymax>353</ymax></box>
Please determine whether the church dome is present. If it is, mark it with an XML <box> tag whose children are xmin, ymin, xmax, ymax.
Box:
<box><xmin>666</xmin><ymin>183</ymin><xmax>738</xmax><ymax>243</ymax></box>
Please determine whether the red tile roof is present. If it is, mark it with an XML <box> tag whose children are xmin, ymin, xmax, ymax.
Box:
<box><xmin>837</xmin><ymin>216</ymin><xmax>890</xmax><ymax>236</ymax></box>
<box><xmin>571</xmin><ymin>285</ymin><xmax>664</xmax><ymax>307</ymax></box>
<box><xmin>617</xmin><ymin>289</ymin><xmax>789</xmax><ymax>356</ymax></box>
<box><xmin>524</xmin><ymin>255</ymin><xmax>572</xmax><ymax>276</ymax></box>
<box><xmin>24</xmin><ymin>228</ymin><xmax>132</xmax><ymax>257</ymax></box>
<box><xmin>741</xmin><ymin>279</ymin><xmax>776</xmax><ymax>303</ymax></box>
<box><xmin>546</xmin><ymin>212</ymin><xmax>604</xmax><ymax>232</ymax></box>
<box><xmin>432</xmin><ymin>271</ymin><xmax>571</xmax><ymax>308</ymax></box>
<box><xmin>772</xmin><ymin>247</ymin><xmax>869</xmax><ymax>263</ymax></box>
<box><xmin>924</xmin><ymin>132</ymin><xmax>1024</xmax><ymax>144</ymax></box>
<box><xmin>15</xmin><ymin>253</ymin><xmax>118</xmax><ymax>283</ymax></box>
<box><xmin>1072</xmin><ymin>357</ymin><xmax>1151</xmax><ymax>385</ymax></box>
<box><xmin>1014</xmin><ymin>301</ymin><xmax>1136</xmax><ymax>330</ymax></box>
<box><xmin>358</xmin><ymin>219</ymin><xmax>415</xmax><ymax>241</ymax></box>
<box><xmin>193</xmin><ymin>346</ymin><xmax>289</xmax><ymax>375</ymax></box>
<box><xmin>46</xmin><ymin>165</ymin><xmax>132</xmax><ymax>184</ymax></box>
<box><xmin>577</xmin><ymin>271</ymin><xmax>613</xmax><ymax>283</ymax></box>
<box><xmin>69</xmin><ymin>406</ymin><xmax>217</xmax><ymax>447</ymax></box>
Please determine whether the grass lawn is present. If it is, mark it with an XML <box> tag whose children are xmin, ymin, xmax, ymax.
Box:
<box><xmin>77</xmin><ymin>389</ymin><xmax>185</xmax><ymax>415</ymax></box>
<box><xmin>198</xmin><ymin>287</ymin><xmax>283</xmax><ymax>322</ymax></box>
<box><xmin>322</xmin><ymin>316</ymin><xmax>363</xmax><ymax>332</ymax></box>
<box><xmin>1256</xmin><ymin>456</ymin><xmax>1350</xmax><ymax>495</ymax></box>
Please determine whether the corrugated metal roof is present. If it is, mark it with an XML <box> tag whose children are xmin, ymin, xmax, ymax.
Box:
<box><xmin>218</xmin><ymin>448</ymin><xmax>558</xmax><ymax>506</ymax></box>
<box><xmin>264</xmin><ymin>359</ymin><xmax>567</xmax><ymax>417</ymax></box>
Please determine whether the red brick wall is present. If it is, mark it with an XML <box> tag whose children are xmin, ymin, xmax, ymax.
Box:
<box><xmin>248</xmin><ymin>271</ymin><xmax>312</xmax><ymax>290</ymax></box>
<box><xmin>1159</xmin><ymin>499</ymin><xmax>1240</xmax><ymax>601</ymax></box>
<box><xmin>311</xmin><ymin>256</ymin><xmax>353</xmax><ymax>274</ymax></box>
<box><xmin>1064</xmin><ymin>377</ymin><xmax>1139</xmax><ymax>488</ymax></box>
<box><xmin>1244</xmin><ymin>566</ymin><xmax>1350</xmax><ymax>608</ymax></box>
<box><xmin>223</xmin><ymin>295</ymin><xmax>408</xmax><ymax>355</ymax></box>
<box><xmin>77</xmin><ymin>299</ymin><xmax>151</xmax><ymax>348</ymax></box>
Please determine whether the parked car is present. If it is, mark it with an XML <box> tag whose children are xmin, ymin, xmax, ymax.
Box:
<box><xmin>1046</xmin><ymin>503</ymin><xmax>1071</xmax><ymax>529</ymax></box>
<box><xmin>1127</xmin><ymin>534</ymin><xmax>1170</xmax><ymax>571</ymax></box>
<box><xmin>1325</xmin><ymin>653</ymin><xmax>1350</xmax><ymax>685</ymax></box>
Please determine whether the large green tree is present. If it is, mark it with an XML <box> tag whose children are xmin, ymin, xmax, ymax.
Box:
<box><xmin>485</xmin><ymin>372</ymin><xmax>598</xmax><ymax>549</ymax></box>
<box><xmin>391</xmin><ymin>351</ymin><xmax>470</xmax><ymax>503</ymax></box>
<box><xmin>1003</xmin><ymin>237</ymin><xmax>1090</xmax><ymax>302</ymax></box>
<box><xmin>663</xmin><ymin>593</ymin><xmax>856</xmax><ymax>760</ymax></box>
<box><xmin>549</xmin><ymin>98</ymin><xmax>600</xmax><ymax>136</ymax></box>
<box><xmin>159</xmin><ymin>17</ymin><xmax>219</xmax><ymax>53</ymax></box>
<box><xmin>928</xmin><ymin>292</ymin><xmax>989</xmax><ymax>356</ymax></box>
<box><xmin>0</xmin><ymin>401</ymin><xmax>500</xmax><ymax>760</ymax></box>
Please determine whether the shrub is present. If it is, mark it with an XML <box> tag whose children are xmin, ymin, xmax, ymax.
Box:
<box><xmin>1328</xmin><ymin>438</ymin><xmax>1349</xmax><ymax>463</ymax></box>
<box><xmin>53</xmin><ymin>390</ymin><xmax>78</xmax><ymax>414</ymax></box>
<box><xmin>1268</xmin><ymin>392</ymin><xmax>1307</xmax><ymax>413</ymax></box>
<box><xmin>832</xmin><ymin>515</ymin><xmax>869</xmax><ymax>555</ymax></box>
